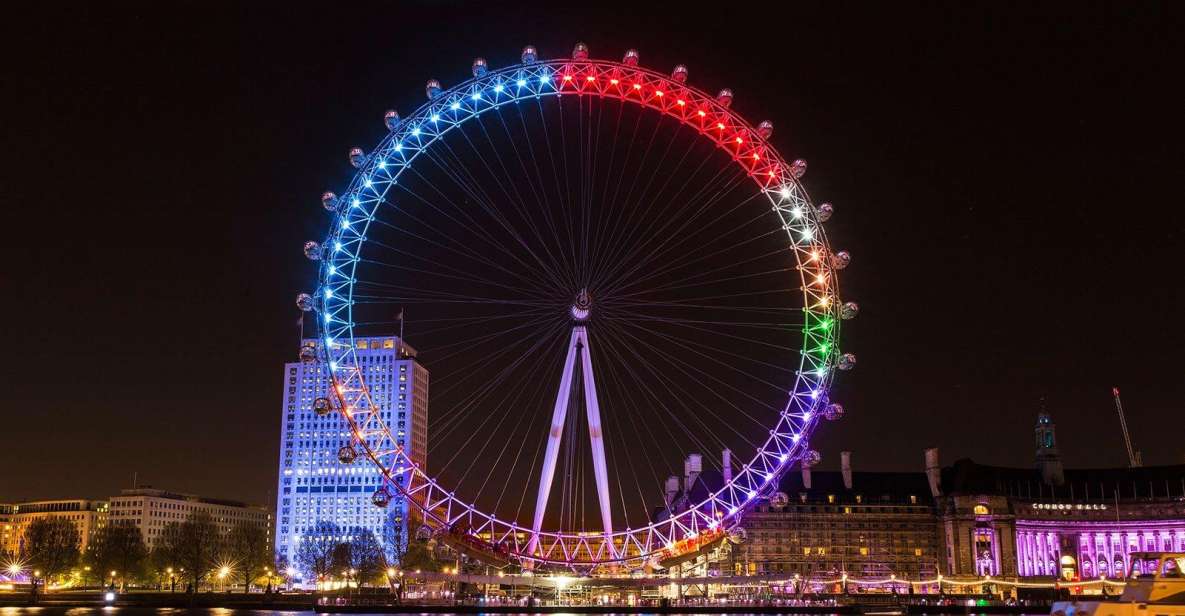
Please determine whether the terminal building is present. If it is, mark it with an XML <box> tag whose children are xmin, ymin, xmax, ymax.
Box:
<box><xmin>274</xmin><ymin>335</ymin><xmax>429</xmax><ymax>579</ymax></box>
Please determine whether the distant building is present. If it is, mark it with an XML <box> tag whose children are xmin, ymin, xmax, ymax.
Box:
<box><xmin>274</xmin><ymin>335</ymin><xmax>429</xmax><ymax>579</ymax></box>
<box><xmin>0</xmin><ymin>499</ymin><xmax>109</xmax><ymax>556</ymax></box>
<box><xmin>107</xmin><ymin>488</ymin><xmax>271</xmax><ymax>551</ymax></box>
<box><xmin>661</xmin><ymin>413</ymin><xmax>1185</xmax><ymax>583</ymax></box>
<box><xmin>662</xmin><ymin>451</ymin><xmax>940</xmax><ymax>580</ymax></box>
<box><xmin>930</xmin><ymin>414</ymin><xmax>1185</xmax><ymax>580</ymax></box>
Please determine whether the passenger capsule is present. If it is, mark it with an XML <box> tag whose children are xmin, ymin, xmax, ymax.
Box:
<box><xmin>372</xmin><ymin>488</ymin><xmax>392</xmax><ymax>508</ymax></box>
<box><xmin>830</xmin><ymin>250</ymin><xmax>851</xmax><ymax>270</ymax></box>
<box><xmin>838</xmin><ymin>352</ymin><xmax>857</xmax><ymax>371</ymax></box>
<box><xmin>622</xmin><ymin>49</ymin><xmax>640</xmax><ymax>65</ymax></box>
<box><xmin>472</xmin><ymin>57</ymin><xmax>488</xmax><ymax>77</ymax></box>
<box><xmin>757</xmin><ymin>121</ymin><xmax>774</xmax><ymax>139</ymax></box>
<box><xmin>840</xmin><ymin>301</ymin><xmax>860</xmax><ymax>320</ymax></box>
<box><xmin>296</xmin><ymin>293</ymin><xmax>315</xmax><ymax>312</ymax></box>
<box><xmin>716</xmin><ymin>89</ymin><xmax>734</xmax><ymax>108</ymax></box>
<box><xmin>348</xmin><ymin>147</ymin><xmax>367</xmax><ymax>168</ymax></box>
<box><xmin>303</xmin><ymin>241</ymin><xmax>321</xmax><ymax>261</ymax></box>
<box><xmin>802</xmin><ymin>449</ymin><xmax>822</xmax><ymax>467</ymax></box>
<box><xmin>313</xmin><ymin>397</ymin><xmax>333</xmax><ymax>417</ymax></box>
<box><xmin>824</xmin><ymin>403</ymin><xmax>846</xmax><ymax>421</ymax></box>
<box><xmin>321</xmin><ymin>191</ymin><xmax>339</xmax><ymax>212</ymax></box>
<box><xmin>425</xmin><ymin>79</ymin><xmax>443</xmax><ymax>100</ymax></box>
<box><xmin>790</xmin><ymin>159</ymin><xmax>808</xmax><ymax>179</ymax></box>
<box><xmin>816</xmin><ymin>202</ymin><xmax>834</xmax><ymax>222</ymax></box>
<box><xmin>383</xmin><ymin>110</ymin><xmax>401</xmax><ymax>131</ymax></box>
<box><xmin>521</xmin><ymin>45</ymin><xmax>538</xmax><ymax>64</ymax></box>
<box><xmin>671</xmin><ymin>65</ymin><xmax>688</xmax><ymax>83</ymax></box>
<box><xmin>338</xmin><ymin>445</ymin><xmax>357</xmax><ymax>464</ymax></box>
<box><xmin>299</xmin><ymin>342</ymin><xmax>317</xmax><ymax>363</ymax></box>
<box><xmin>572</xmin><ymin>42</ymin><xmax>589</xmax><ymax>60</ymax></box>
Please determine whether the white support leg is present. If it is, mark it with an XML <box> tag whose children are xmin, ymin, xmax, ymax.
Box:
<box><xmin>528</xmin><ymin>328</ymin><xmax>581</xmax><ymax>556</ymax></box>
<box><xmin>576</xmin><ymin>326</ymin><xmax>615</xmax><ymax>555</ymax></box>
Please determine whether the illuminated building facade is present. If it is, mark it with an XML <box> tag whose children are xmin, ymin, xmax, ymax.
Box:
<box><xmin>107</xmin><ymin>488</ymin><xmax>271</xmax><ymax>551</ymax></box>
<box><xmin>930</xmin><ymin>413</ymin><xmax>1185</xmax><ymax>580</ymax></box>
<box><xmin>274</xmin><ymin>336</ymin><xmax>428</xmax><ymax>578</ymax></box>
<box><xmin>660</xmin><ymin>452</ymin><xmax>941</xmax><ymax>581</ymax></box>
<box><xmin>0</xmin><ymin>499</ymin><xmax>108</xmax><ymax>556</ymax></box>
<box><xmin>662</xmin><ymin>413</ymin><xmax>1184</xmax><ymax>583</ymax></box>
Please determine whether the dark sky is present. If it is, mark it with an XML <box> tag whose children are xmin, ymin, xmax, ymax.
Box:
<box><xmin>3</xmin><ymin>2</ymin><xmax>1183</xmax><ymax>507</ymax></box>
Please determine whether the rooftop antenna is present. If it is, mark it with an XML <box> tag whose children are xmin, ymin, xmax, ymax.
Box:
<box><xmin>1112</xmin><ymin>387</ymin><xmax>1142</xmax><ymax>467</ymax></box>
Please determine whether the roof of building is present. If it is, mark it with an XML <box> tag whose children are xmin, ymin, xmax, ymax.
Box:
<box><xmin>940</xmin><ymin>458</ymin><xmax>1185</xmax><ymax>500</ymax></box>
<box><xmin>658</xmin><ymin>466</ymin><xmax>934</xmax><ymax>520</ymax></box>
<box><xmin>117</xmin><ymin>488</ymin><xmax>267</xmax><ymax>510</ymax></box>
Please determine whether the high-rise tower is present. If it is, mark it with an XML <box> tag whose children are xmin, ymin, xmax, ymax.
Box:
<box><xmin>274</xmin><ymin>336</ymin><xmax>428</xmax><ymax>580</ymax></box>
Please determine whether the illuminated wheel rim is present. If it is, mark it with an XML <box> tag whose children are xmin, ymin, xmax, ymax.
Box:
<box><xmin>309</xmin><ymin>49</ymin><xmax>849</xmax><ymax>568</ymax></box>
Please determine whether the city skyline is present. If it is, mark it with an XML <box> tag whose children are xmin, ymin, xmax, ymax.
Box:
<box><xmin>4</xmin><ymin>2</ymin><xmax>1184</xmax><ymax>509</ymax></box>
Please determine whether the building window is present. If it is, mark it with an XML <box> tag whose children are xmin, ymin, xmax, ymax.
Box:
<box><xmin>973</xmin><ymin>504</ymin><xmax>989</xmax><ymax>515</ymax></box>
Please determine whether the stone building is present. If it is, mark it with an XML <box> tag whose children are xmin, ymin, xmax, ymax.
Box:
<box><xmin>660</xmin><ymin>451</ymin><xmax>940</xmax><ymax>580</ymax></box>
<box><xmin>107</xmin><ymin>488</ymin><xmax>271</xmax><ymax>551</ymax></box>
<box><xmin>0</xmin><ymin>499</ymin><xmax>109</xmax><ymax>556</ymax></box>
<box><xmin>928</xmin><ymin>413</ymin><xmax>1185</xmax><ymax>580</ymax></box>
<box><xmin>662</xmin><ymin>412</ymin><xmax>1185</xmax><ymax>582</ymax></box>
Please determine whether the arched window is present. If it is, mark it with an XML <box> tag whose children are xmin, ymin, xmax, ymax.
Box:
<box><xmin>973</xmin><ymin>504</ymin><xmax>989</xmax><ymax>515</ymax></box>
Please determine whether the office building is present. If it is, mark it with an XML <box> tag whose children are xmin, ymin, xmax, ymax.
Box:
<box><xmin>275</xmin><ymin>335</ymin><xmax>429</xmax><ymax>580</ymax></box>
<box><xmin>106</xmin><ymin>487</ymin><xmax>271</xmax><ymax>551</ymax></box>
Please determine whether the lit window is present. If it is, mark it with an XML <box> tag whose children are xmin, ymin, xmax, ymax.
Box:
<box><xmin>974</xmin><ymin>504</ymin><xmax>989</xmax><ymax>515</ymax></box>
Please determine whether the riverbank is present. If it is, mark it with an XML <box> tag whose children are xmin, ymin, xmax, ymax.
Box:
<box><xmin>0</xmin><ymin>591</ymin><xmax>1052</xmax><ymax>614</ymax></box>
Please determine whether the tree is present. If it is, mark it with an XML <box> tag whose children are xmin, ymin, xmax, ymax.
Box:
<box><xmin>380</xmin><ymin>510</ymin><xmax>406</xmax><ymax>568</ymax></box>
<box><xmin>341</xmin><ymin>528</ymin><xmax>384</xmax><ymax>587</ymax></box>
<box><xmin>148</xmin><ymin>545</ymin><xmax>175</xmax><ymax>589</ymax></box>
<box><xmin>83</xmin><ymin>523</ymin><xmax>147</xmax><ymax>586</ymax></box>
<box><xmin>295</xmin><ymin>521</ymin><xmax>340</xmax><ymax>585</ymax></box>
<box><xmin>399</xmin><ymin>539</ymin><xmax>439</xmax><ymax>573</ymax></box>
<box><xmin>225</xmin><ymin>521</ymin><xmax>270</xmax><ymax>592</ymax></box>
<box><xmin>22</xmin><ymin>518</ymin><xmax>80</xmax><ymax>585</ymax></box>
<box><xmin>160</xmin><ymin>512</ymin><xmax>221</xmax><ymax>591</ymax></box>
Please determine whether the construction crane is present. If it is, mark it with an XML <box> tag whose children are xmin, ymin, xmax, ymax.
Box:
<box><xmin>1111</xmin><ymin>387</ymin><xmax>1142</xmax><ymax>467</ymax></box>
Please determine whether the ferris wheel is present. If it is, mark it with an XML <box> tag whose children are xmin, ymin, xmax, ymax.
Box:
<box><xmin>296</xmin><ymin>42</ymin><xmax>857</xmax><ymax>571</ymax></box>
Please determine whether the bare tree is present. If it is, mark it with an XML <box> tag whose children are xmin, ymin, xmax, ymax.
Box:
<box><xmin>225</xmin><ymin>521</ymin><xmax>270</xmax><ymax>592</ymax></box>
<box><xmin>341</xmin><ymin>528</ymin><xmax>384</xmax><ymax>586</ymax></box>
<box><xmin>83</xmin><ymin>523</ymin><xmax>147</xmax><ymax>586</ymax></box>
<box><xmin>295</xmin><ymin>521</ymin><xmax>340</xmax><ymax>585</ymax></box>
<box><xmin>160</xmin><ymin>511</ymin><xmax>221</xmax><ymax>591</ymax></box>
<box><xmin>22</xmin><ymin>518</ymin><xmax>80</xmax><ymax>586</ymax></box>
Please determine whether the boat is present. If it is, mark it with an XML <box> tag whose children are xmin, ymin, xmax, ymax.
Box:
<box><xmin>1053</xmin><ymin>552</ymin><xmax>1185</xmax><ymax>616</ymax></box>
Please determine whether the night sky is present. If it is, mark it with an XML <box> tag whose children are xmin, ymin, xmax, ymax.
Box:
<box><xmin>4</xmin><ymin>2</ymin><xmax>1184</xmax><ymax>508</ymax></box>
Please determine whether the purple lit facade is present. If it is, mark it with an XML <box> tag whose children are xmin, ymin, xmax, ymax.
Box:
<box><xmin>932</xmin><ymin>414</ymin><xmax>1185</xmax><ymax>580</ymax></box>
<box><xmin>1016</xmin><ymin>518</ymin><xmax>1185</xmax><ymax>579</ymax></box>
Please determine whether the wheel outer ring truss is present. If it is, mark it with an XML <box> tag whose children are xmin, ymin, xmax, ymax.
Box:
<box><xmin>315</xmin><ymin>57</ymin><xmax>842</xmax><ymax>568</ymax></box>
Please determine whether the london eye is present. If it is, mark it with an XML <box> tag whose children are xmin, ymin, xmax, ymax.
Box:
<box><xmin>296</xmin><ymin>42</ymin><xmax>857</xmax><ymax>571</ymax></box>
